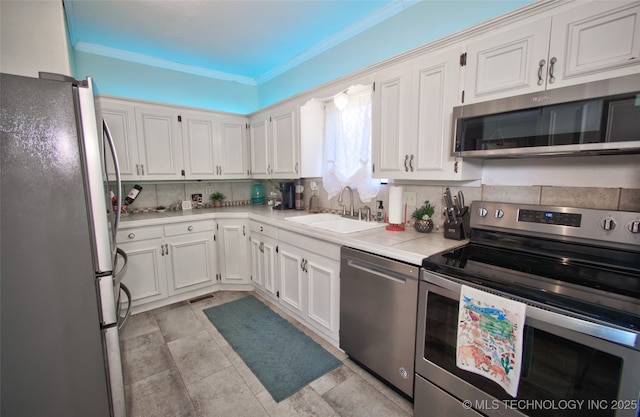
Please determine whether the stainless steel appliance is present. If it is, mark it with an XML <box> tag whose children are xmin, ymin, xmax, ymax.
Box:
<box><xmin>1</xmin><ymin>73</ymin><xmax>129</xmax><ymax>417</ymax></box>
<box><xmin>274</xmin><ymin>181</ymin><xmax>295</xmax><ymax>210</ymax></box>
<box><xmin>415</xmin><ymin>202</ymin><xmax>639</xmax><ymax>417</ymax></box>
<box><xmin>340</xmin><ymin>247</ymin><xmax>419</xmax><ymax>398</ymax></box>
<box><xmin>453</xmin><ymin>73</ymin><xmax>640</xmax><ymax>158</ymax></box>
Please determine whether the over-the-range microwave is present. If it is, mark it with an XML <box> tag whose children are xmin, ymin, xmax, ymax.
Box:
<box><xmin>452</xmin><ymin>73</ymin><xmax>640</xmax><ymax>158</ymax></box>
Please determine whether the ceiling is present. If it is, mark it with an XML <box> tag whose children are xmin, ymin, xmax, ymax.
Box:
<box><xmin>63</xmin><ymin>0</ymin><xmax>417</xmax><ymax>85</ymax></box>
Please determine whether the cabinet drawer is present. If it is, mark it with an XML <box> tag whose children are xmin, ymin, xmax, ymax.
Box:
<box><xmin>164</xmin><ymin>220</ymin><xmax>214</xmax><ymax>237</ymax></box>
<box><xmin>278</xmin><ymin>229</ymin><xmax>340</xmax><ymax>261</ymax></box>
<box><xmin>117</xmin><ymin>226</ymin><xmax>164</xmax><ymax>242</ymax></box>
<box><xmin>249</xmin><ymin>220</ymin><xmax>277</xmax><ymax>239</ymax></box>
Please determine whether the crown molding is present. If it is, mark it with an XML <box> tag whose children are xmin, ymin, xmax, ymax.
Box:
<box><xmin>73</xmin><ymin>41</ymin><xmax>258</xmax><ymax>86</ymax></box>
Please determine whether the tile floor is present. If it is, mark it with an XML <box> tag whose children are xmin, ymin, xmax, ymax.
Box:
<box><xmin>120</xmin><ymin>291</ymin><xmax>414</xmax><ymax>417</ymax></box>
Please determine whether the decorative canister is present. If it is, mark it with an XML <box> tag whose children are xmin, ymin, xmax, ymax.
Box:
<box><xmin>251</xmin><ymin>184</ymin><xmax>265</xmax><ymax>204</ymax></box>
<box><xmin>414</xmin><ymin>219</ymin><xmax>434</xmax><ymax>233</ymax></box>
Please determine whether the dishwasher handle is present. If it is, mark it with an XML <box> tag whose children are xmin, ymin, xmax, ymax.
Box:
<box><xmin>346</xmin><ymin>258</ymin><xmax>410</xmax><ymax>284</ymax></box>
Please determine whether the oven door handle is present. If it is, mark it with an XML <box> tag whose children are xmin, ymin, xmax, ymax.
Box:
<box><xmin>423</xmin><ymin>270</ymin><xmax>639</xmax><ymax>349</ymax></box>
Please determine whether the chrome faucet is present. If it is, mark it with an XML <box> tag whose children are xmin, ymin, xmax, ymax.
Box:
<box><xmin>339</xmin><ymin>186</ymin><xmax>355</xmax><ymax>218</ymax></box>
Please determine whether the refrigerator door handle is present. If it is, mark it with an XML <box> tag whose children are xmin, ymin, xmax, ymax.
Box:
<box><xmin>103</xmin><ymin>120</ymin><xmax>122</xmax><ymax>241</ymax></box>
<box><xmin>97</xmin><ymin>275</ymin><xmax>118</xmax><ymax>327</ymax></box>
<box><xmin>113</xmin><ymin>247</ymin><xmax>128</xmax><ymax>286</ymax></box>
<box><xmin>117</xmin><ymin>283</ymin><xmax>132</xmax><ymax>330</ymax></box>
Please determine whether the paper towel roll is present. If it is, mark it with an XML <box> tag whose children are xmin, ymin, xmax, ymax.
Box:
<box><xmin>388</xmin><ymin>186</ymin><xmax>404</xmax><ymax>225</ymax></box>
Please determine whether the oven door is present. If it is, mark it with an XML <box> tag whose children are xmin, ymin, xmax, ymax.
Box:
<box><xmin>415</xmin><ymin>270</ymin><xmax>640</xmax><ymax>417</ymax></box>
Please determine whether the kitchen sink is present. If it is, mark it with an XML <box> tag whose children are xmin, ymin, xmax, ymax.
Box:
<box><xmin>284</xmin><ymin>213</ymin><xmax>385</xmax><ymax>234</ymax></box>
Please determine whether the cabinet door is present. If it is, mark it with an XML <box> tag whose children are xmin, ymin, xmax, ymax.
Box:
<box><xmin>249</xmin><ymin>237</ymin><xmax>263</xmax><ymax>288</ymax></box>
<box><xmin>249</xmin><ymin>117</ymin><xmax>270</xmax><ymax>178</ymax></box>
<box><xmin>220</xmin><ymin>116</ymin><xmax>250</xmax><ymax>178</ymax></box>
<box><xmin>464</xmin><ymin>18</ymin><xmax>552</xmax><ymax>104</ymax></box>
<box><xmin>100</xmin><ymin>99</ymin><xmax>140</xmax><ymax>180</ymax></box>
<box><xmin>270</xmin><ymin>109</ymin><xmax>299</xmax><ymax>178</ymax></box>
<box><xmin>165</xmin><ymin>231</ymin><xmax>216</xmax><ymax>295</ymax></box>
<box><xmin>548</xmin><ymin>1</ymin><xmax>640</xmax><ymax>88</ymax></box>
<box><xmin>411</xmin><ymin>49</ymin><xmax>482</xmax><ymax>181</ymax></box>
<box><xmin>118</xmin><ymin>238</ymin><xmax>167</xmax><ymax>306</ymax></box>
<box><xmin>371</xmin><ymin>65</ymin><xmax>412</xmax><ymax>178</ymax></box>
<box><xmin>305</xmin><ymin>253</ymin><xmax>340</xmax><ymax>342</ymax></box>
<box><xmin>261</xmin><ymin>236</ymin><xmax>278</xmax><ymax>298</ymax></box>
<box><xmin>181</xmin><ymin>111</ymin><xmax>219</xmax><ymax>179</ymax></box>
<box><xmin>135</xmin><ymin>104</ymin><xmax>184</xmax><ymax>180</ymax></box>
<box><xmin>217</xmin><ymin>220</ymin><xmax>249</xmax><ymax>284</ymax></box>
<box><xmin>278</xmin><ymin>243</ymin><xmax>305</xmax><ymax>316</ymax></box>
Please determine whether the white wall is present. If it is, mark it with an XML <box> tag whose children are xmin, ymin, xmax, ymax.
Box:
<box><xmin>0</xmin><ymin>0</ymin><xmax>72</xmax><ymax>77</ymax></box>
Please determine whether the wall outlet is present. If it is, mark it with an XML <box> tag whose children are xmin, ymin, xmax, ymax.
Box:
<box><xmin>403</xmin><ymin>191</ymin><xmax>417</xmax><ymax>206</ymax></box>
<box><xmin>205</xmin><ymin>186</ymin><xmax>215</xmax><ymax>197</ymax></box>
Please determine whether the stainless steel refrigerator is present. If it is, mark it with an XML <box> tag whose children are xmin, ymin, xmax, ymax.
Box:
<box><xmin>1</xmin><ymin>72</ymin><xmax>129</xmax><ymax>417</ymax></box>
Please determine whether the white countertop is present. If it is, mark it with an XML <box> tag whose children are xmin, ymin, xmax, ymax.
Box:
<box><xmin>119</xmin><ymin>206</ymin><xmax>467</xmax><ymax>265</ymax></box>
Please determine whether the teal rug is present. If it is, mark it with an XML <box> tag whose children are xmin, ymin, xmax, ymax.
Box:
<box><xmin>203</xmin><ymin>296</ymin><xmax>342</xmax><ymax>402</ymax></box>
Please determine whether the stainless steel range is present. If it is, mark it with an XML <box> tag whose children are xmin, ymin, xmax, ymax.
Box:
<box><xmin>415</xmin><ymin>202</ymin><xmax>639</xmax><ymax>417</ymax></box>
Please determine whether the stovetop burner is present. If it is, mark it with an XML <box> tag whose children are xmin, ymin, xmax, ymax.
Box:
<box><xmin>423</xmin><ymin>202</ymin><xmax>640</xmax><ymax>332</ymax></box>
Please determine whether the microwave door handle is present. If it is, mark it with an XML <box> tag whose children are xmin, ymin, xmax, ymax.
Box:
<box><xmin>103</xmin><ymin>120</ymin><xmax>122</xmax><ymax>237</ymax></box>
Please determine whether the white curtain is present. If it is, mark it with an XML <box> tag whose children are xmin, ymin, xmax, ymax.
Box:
<box><xmin>323</xmin><ymin>90</ymin><xmax>381</xmax><ymax>202</ymax></box>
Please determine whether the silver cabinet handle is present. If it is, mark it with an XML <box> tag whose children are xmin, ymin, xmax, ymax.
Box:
<box><xmin>404</xmin><ymin>155</ymin><xmax>409</xmax><ymax>172</ymax></box>
<box><xmin>136</xmin><ymin>164</ymin><xmax>140</xmax><ymax>175</ymax></box>
<box><xmin>300</xmin><ymin>258</ymin><xmax>305</xmax><ymax>271</ymax></box>
<box><xmin>537</xmin><ymin>59</ymin><xmax>546</xmax><ymax>86</ymax></box>
<box><xmin>295</xmin><ymin>162</ymin><xmax>298</xmax><ymax>174</ymax></box>
<box><xmin>549</xmin><ymin>57</ymin><xmax>557</xmax><ymax>84</ymax></box>
<box><xmin>128</xmin><ymin>233</ymin><xmax>135</xmax><ymax>239</ymax></box>
<box><xmin>164</xmin><ymin>243</ymin><xmax>169</xmax><ymax>255</ymax></box>
<box><xmin>141</xmin><ymin>164</ymin><xmax>145</xmax><ymax>175</ymax></box>
<box><xmin>409</xmin><ymin>154</ymin><xmax>415</xmax><ymax>172</ymax></box>
<box><xmin>161</xmin><ymin>245</ymin><xmax>165</xmax><ymax>256</ymax></box>
<box><xmin>188</xmin><ymin>225</ymin><xmax>193</xmax><ymax>231</ymax></box>
<box><xmin>243</xmin><ymin>225</ymin><xmax>246</xmax><ymax>236</ymax></box>
<box><xmin>260</xmin><ymin>226</ymin><xmax>264</xmax><ymax>232</ymax></box>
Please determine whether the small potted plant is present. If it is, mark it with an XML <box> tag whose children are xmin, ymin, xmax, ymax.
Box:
<box><xmin>210</xmin><ymin>192</ymin><xmax>226</xmax><ymax>208</ymax></box>
<box><xmin>412</xmin><ymin>200</ymin><xmax>436</xmax><ymax>233</ymax></box>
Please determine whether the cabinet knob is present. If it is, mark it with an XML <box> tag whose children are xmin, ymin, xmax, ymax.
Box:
<box><xmin>128</xmin><ymin>233</ymin><xmax>135</xmax><ymax>239</ymax></box>
<box><xmin>188</xmin><ymin>226</ymin><xmax>194</xmax><ymax>231</ymax></box>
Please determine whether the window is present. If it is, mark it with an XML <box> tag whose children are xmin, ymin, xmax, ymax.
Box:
<box><xmin>323</xmin><ymin>87</ymin><xmax>381</xmax><ymax>202</ymax></box>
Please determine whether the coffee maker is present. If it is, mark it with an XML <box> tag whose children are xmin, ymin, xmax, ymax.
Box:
<box><xmin>274</xmin><ymin>181</ymin><xmax>295</xmax><ymax>210</ymax></box>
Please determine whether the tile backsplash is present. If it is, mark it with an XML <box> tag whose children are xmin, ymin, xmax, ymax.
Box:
<box><xmin>120</xmin><ymin>179</ymin><xmax>640</xmax><ymax>222</ymax></box>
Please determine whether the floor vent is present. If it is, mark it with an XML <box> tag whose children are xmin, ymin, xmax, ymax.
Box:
<box><xmin>188</xmin><ymin>294</ymin><xmax>215</xmax><ymax>303</ymax></box>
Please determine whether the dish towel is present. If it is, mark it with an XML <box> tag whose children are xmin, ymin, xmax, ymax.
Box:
<box><xmin>456</xmin><ymin>285</ymin><xmax>526</xmax><ymax>397</ymax></box>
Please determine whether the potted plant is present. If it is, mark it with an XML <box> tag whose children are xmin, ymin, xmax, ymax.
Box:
<box><xmin>210</xmin><ymin>192</ymin><xmax>226</xmax><ymax>208</ymax></box>
<box><xmin>412</xmin><ymin>200</ymin><xmax>436</xmax><ymax>233</ymax></box>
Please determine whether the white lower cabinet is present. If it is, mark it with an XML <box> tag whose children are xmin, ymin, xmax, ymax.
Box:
<box><xmin>249</xmin><ymin>221</ymin><xmax>278</xmax><ymax>300</ymax></box>
<box><xmin>117</xmin><ymin>228</ymin><xmax>168</xmax><ymax>307</ymax></box>
<box><xmin>277</xmin><ymin>230</ymin><xmax>340</xmax><ymax>345</ymax></box>
<box><xmin>216</xmin><ymin>219</ymin><xmax>250</xmax><ymax>285</ymax></box>
<box><xmin>117</xmin><ymin>220</ymin><xmax>217</xmax><ymax>311</ymax></box>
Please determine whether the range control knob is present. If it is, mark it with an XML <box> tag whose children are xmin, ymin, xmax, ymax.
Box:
<box><xmin>628</xmin><ymin>220</ymin><xmax>640</xmax><ymax>234</ymax></box>
<box><xmin>601</xmin><ymin>218</ymin><xmax>616</xmax><ymax>231</ymax></box>
<box><xmin>478</xmin><ymin>207</ymin><xmax>488</xmax><ymax>217</ymax></box>
<box><xmin>494</xmin><ymin>209</ymin><xmax>504</xmax><ymax>219</ymax></box>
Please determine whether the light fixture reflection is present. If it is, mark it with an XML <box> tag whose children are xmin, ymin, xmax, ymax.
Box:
<box><xmin>334</xmin><ymin>91</ymin><xmax>349</xmax><ymax>110</ymax></box>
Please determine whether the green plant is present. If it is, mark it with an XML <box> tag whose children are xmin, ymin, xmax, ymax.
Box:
<box><xmin>412</xmin><ymin>200</ymin><xmax>436</xmax><ymax>220</ymax></box>
<box><xmin>210</xmin><ymin>192</ymin><xmax>226</xmax><ymax>201</ymax></box>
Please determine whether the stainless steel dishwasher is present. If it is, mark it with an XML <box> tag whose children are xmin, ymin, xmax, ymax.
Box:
<box><xmin>340</xmin><ymin>246</ymin><xmax>420</xmax><ymax>398</ymax></box>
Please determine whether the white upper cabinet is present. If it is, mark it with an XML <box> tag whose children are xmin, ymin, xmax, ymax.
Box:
<box><xmin>249</xmin><ymin>105</ymin><xmax>299</xmax><ymax>179</ymax></box>
<box><xmin>134</xmin><ymin>104</ymin><xmax>184</xmax><ymax>180</ymax></box>
<box><xmin>464</xmin><ymin>1</ymin><xmax>640</xmax><ymax>104</ymax></box>
<box><xmin>100</xmin><ymin>98</ymin><xmax>140</xmax><ymax>181</ymax></box>
<box><xmin>182</xmin><ymin>111</ymin><xmax>249</xmax><ymax>179</ymax></box>
<box><xmin>219</xmin><ymin>115</ymin><xmax>250</xmax><ymax>178</ymax></box>
<box><xmin>371</xmin><ymin>64</ymin><xmax>412</xmax><ymax>178</ymax></box>
<box><xmin>372</xmin><ymin>49</ymin><xmax>481</xmax><ymax>180</ymax></box>
<box><xmin>549</xmin><ymin>1</ymin><xmax>640</xmax><ymax>87</ymax></box>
